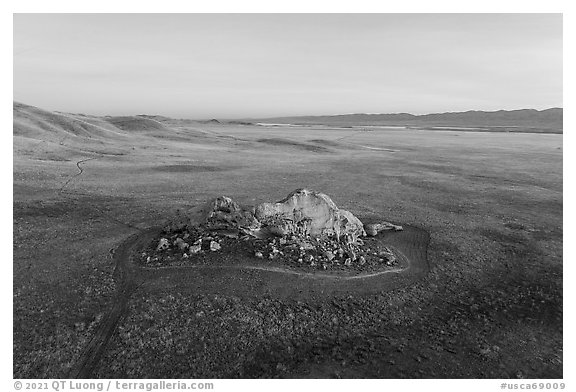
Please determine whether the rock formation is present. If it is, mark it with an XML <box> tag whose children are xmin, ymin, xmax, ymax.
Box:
<box><xmin>164</xmin><ymin>189</ymin><xmax>401</xmax><ymax>243</ymax></box>
<box><xmin>202</xmin><ymin>196</ymin><xmax>261</xmax><ymax>233</ymax></box>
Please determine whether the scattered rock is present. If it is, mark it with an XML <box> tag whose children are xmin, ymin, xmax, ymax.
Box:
<box><xmin>210</xmin><ymin>241</ymin><xmax>221</xmax><ymax>251</ymax></box>
<box><xmin>156</xmin><ymin>238</ymin><xmax>170</xmax><ymax>251</ymax></box>
<box><xmin>189</xmin><ymin>244</ymin><xmax>202</xmax><ymax>254</ymax></box>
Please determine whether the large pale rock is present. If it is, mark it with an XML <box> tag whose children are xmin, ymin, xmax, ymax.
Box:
<box><xmin>254</xmin><ymin>189</ymin><xmax>366</xmax><ymax>240</ymax></box>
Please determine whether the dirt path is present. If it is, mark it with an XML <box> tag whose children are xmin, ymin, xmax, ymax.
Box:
<box><xmin>68</xmin><ymin>228</ymin><xmax>158</xmax><ymax>378</ymax></box>
<box><xmin>68</xmin><ymin>225</ymin><xmax>429</xmax><ymax>378</ymax></box>
<box><xmin>59</xmin><ymin>157</ymin><xmax>99</xmax><ymax>192</ymax></box>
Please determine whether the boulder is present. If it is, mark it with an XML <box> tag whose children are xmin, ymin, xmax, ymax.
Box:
<box><xmin>189</xmin><ymin>244</ymin><xmax>202</xmax><ymax>254</ymax></box>
<box><xmin>209</xmin><ymin>241</ymin><xmax>221</xmax><ymax>251</ymax></box>
<box><xmin>156</xmin><ymin>238</ymin><xmax>170</xmax><ymax>251</ymax></box>
<box><xmin>202</xmin><ymin>196</ymin><xmax>261</xmax><ymax>233</ymax></box>
<box><xmin>163</xmin><ymin>196</ymin><xmax>260</xmax><ymax>235</ymax></box>
<box><xmin>254</xmin><ymin>189</ymin><xmax>365</xmax><ymax>240</ymax></box>
<box><xmin>365</xmin><ymin>222</ymin><xmax>403</xmax><ymax>236</ymax></box>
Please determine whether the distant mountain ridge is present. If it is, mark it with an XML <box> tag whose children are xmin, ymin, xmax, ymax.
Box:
<box><xmin>248</xmin><ymin>108</ymin><xmax>563</xmax><ymax>132</ymax></box>
<box><xmin>13</xmin><ymin>102</ymin><xmax>563</xmax><ymax>134</ymax></box>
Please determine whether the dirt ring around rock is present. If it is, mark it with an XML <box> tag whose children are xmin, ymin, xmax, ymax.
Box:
<box><xmin>130</xmin><ymin>224</ymin><xmax>431</xmax><ymax>299</ymax></box>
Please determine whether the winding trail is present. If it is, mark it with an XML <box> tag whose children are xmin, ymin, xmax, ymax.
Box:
<box><xmin>59</xmin><ymin>157</ymin><xmax>99</xmax><ymax>192</ymax></box>
<box><xmin>59</xmin><ymin>157</ymin><xmax>144</xmax><ymax>231</ymax></box>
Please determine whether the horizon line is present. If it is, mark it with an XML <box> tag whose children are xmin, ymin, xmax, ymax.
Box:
<box><xmin>13</xmin><ymin>100</ymin><xmax>563</xmax><ymax>121</ymax></box>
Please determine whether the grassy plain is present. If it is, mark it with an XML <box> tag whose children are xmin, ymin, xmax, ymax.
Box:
<box><xmin>13</xmin><ymin>105</ymin><xmax>562</xmax><ymax>378</ymax></box>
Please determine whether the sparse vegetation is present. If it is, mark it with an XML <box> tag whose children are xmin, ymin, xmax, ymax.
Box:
<box><xmin>13</xmin><ymin>102</ymin><xmax>562</xmax><ymax>378</ymax></box>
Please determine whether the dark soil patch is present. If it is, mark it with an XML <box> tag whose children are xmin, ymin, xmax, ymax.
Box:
<box><xmin>149</xmin><ymin>134</ymin><xmax>204</xmax><ymax>142</ymax></box>
<box><xmin>14</xmin><ymin>199</ymin><xmax>100</xmax><ymax>219</ymax></box>
<box><xmin>394</xmin><ymin>176</ymin><xmax>459</xmax><ymax>194</ymax></box>
<box><xmin>504</xmin><ymin>221</ymin><xmax>527</xmax><ymax>230</ymax></box>
<box><xmin>105</xmin><ymin>116</ymin><xmax>166</xmax><ymax>132</ymax></box>
<box><xmin>153</xmin><ymin>164</ymin><xmax>232</xmax><ymax>173</ymax></box>
<box><xmin>34</xmin><ymin>156</ymin><xmax>72</xmax><ymax>162</ymax></box>
<box><xmin>429</xmin><ymin>201</ymin><xmax>474</xmax><ymax>215</ymax></box>
<box><xmin>257</xmin><ymin>138</ymin><xmax>332</xmax><ymax>153</ymax></box>
<box><xmin>479</xmin><ymin>228</ymin><xmax>529</xmax><ymax>247</ymax></box>
<box><xmin>502</xmin><ymin>222</ymin><xmax>562</xmax><ymax>242</ymax></box>
<box><xmin>307</xmin><ymin>139</ymin><xmax>345</xmax><ymax>148</ymax></box>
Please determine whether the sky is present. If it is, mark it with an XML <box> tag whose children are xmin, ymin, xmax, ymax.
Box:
<box><xmin>13</xmin><ymin>13</ymin><xmax>563</xmax><ymax>119</ymax></box>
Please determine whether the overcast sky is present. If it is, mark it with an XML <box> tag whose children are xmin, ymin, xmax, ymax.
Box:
<box><xmin>13</xmin><ymin>14</ymin><xmax>562</xmax><ymax>119</ymax></box>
